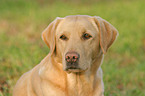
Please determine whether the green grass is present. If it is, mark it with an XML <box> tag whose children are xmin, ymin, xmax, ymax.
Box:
<box><xmin>0</xmin><ymin>0</ymin><xmax>145</xmax><ymax>96</ymax></box>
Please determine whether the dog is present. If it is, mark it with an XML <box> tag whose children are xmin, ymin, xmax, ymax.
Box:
<box><xmin>13</xmin><ymin>15</ymin><xmax>118</xmax><ymax>96</ymax></box>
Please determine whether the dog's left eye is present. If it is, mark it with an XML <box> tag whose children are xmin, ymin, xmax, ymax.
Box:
<box><xmin>82</xmin><ymin>33</ymin><xmax>92</xmax><ymax>40</ymax></box>
<box><xmin>60</xmin><ymin>35</ymin><xmax>68</xmax><ymax>40</ymax></box>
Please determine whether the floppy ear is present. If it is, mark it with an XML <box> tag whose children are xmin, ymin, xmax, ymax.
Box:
<box><xmin>42</xmin><ymin>17</ymin><xmax>62</xmax><ymax>55</ymax></box>
<box><xmin>93</xmin><ymin>16</ymin><xmax>119</xmax><ymax>54</ymax></box>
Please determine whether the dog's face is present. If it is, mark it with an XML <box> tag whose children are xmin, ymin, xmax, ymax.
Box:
<box><xmin>55</xmin><ymin>16</ymin><xmax>100</xmax><ymax>72</ymax></box>
<box><xmin>42</xmin><ymin>15</ymin><xmax>118</xmax><ymax>73</ymax></box>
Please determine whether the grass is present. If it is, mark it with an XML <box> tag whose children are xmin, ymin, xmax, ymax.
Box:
<box><xmin>0</xmin><ymin>0</ymin><xmax>145</xmax><ymax>96</ymax></box>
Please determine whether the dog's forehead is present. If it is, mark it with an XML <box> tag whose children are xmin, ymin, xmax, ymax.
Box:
<box><xmin>56</xmin><ymin>16</ymin><xmax>96</xmax><ymax>32</ymax></box>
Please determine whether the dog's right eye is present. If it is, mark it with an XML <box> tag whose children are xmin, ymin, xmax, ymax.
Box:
<box><xmin>82</xmin><ymin>33</ymin><xmax>92</xmax><ymax>40</ymax></box>
<box><xmin>60</xmin><ymin>35</ymin><xmax>68</xmax><ymax>40</ymax></box>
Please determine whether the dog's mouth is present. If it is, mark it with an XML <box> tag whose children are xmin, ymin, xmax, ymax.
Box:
<box><xmin>65</xmin><ymin>66</ymin><xmax>88</xmax><ymax>73</ymax></box>
<box><xmin>67</xmin><ymin>69</ymin><xmax>81</xmax><ymax>73</ymax></box>
<box><xmin>65</xmin><ymin>66</ymin><xmax>80</xmax><ymax>72</ymax></box>
<box><xmin>67</xmin><ymin>67</ymin><xmax>81</xmax><ymax>72</ymax></box>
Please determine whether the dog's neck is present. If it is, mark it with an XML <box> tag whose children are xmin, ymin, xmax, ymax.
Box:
<box><xmin>40</xmin><ymin>54</ymin><xmax>104</xmax><ymax>96</ymax></box>
<box><xmin>66</xmin><ymin>55</ymin><xmax>104</xmax><ymax>96</ymax></box>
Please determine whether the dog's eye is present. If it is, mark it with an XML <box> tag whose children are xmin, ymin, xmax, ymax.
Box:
<box><xmin>60</xmin><ymin>35</ymin><xmax>67</xmax><ymax>40</ymax></box>
<box><xmin>82</xmin><ymin>33</ymin><xmax>92</xmax><ymax>40</ymax></box>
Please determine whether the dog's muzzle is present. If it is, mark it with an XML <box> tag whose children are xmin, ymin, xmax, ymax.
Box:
<box><xmin>65</xmin><ymin>51</ymin><xmax>80</xmax><ymax>72</ymax></box>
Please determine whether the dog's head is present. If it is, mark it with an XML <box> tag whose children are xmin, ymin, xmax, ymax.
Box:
<box><xmin>42</xmin><ymin>15</ymin><xmax>118</xmax><ymax>73</ymax></box>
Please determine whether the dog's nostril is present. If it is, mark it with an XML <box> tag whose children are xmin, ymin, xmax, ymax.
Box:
<box><xmin>66</xmin><ymin>56</ymin><xmax>70</xmax><ymax>59</ymax></box>
<box><xmin>73</xmin><ymin>56</ymin><xmax>76</xmax><ymax>59</ymax></box>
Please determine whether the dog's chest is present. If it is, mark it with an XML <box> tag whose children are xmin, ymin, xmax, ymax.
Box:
<box><xmin>66</xmin><ymin>73</ymin><xmax>94</xmax><ymax>96</ymax></box>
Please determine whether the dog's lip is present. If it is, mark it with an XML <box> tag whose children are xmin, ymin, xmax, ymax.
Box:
<box><xmin>67</xmin><ymin>66</ymin><xmax>78</xmax><ymax>69</ymax></box>
<box><xmin>67</xmin><ymin>69</ymin><xmax>81</xmax><ymax>72</ymax></box>
<box><xmin>65</xmin><ymin>67</ymin><xmax>80</xmax><ymax>72</ymax></box>
<box><xmin>65</xmin><ymin>67</ymin><xmax>88</xmax><ymax>73</ymax></box>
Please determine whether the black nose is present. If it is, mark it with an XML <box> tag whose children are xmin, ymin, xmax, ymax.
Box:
<box><xmin>65</xmin><ymin>52</ymin><xmax>79</xmax><ymax>63</ymax></box>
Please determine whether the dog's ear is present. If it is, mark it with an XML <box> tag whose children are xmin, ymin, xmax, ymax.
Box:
<box><xmin>93</xmin><ymin>16</ymin><xmax>118</xmax><ymax>54</ymax></box>
<box><xmin>42</xmin><ymin>17</ymin><xmax>62</xmax><ymax>55</ymax></box>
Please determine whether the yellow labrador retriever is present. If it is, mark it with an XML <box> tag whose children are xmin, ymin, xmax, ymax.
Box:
<box><xmin>13</xmin><ymin>15</ymin><xmax>118</xmax><ymax>96</ymax></box>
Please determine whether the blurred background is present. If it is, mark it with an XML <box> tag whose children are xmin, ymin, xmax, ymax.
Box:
<box><xmin>0</xmin><ymin>0</ymin><xmax>145</xmax><ymax>96</ymax></box>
